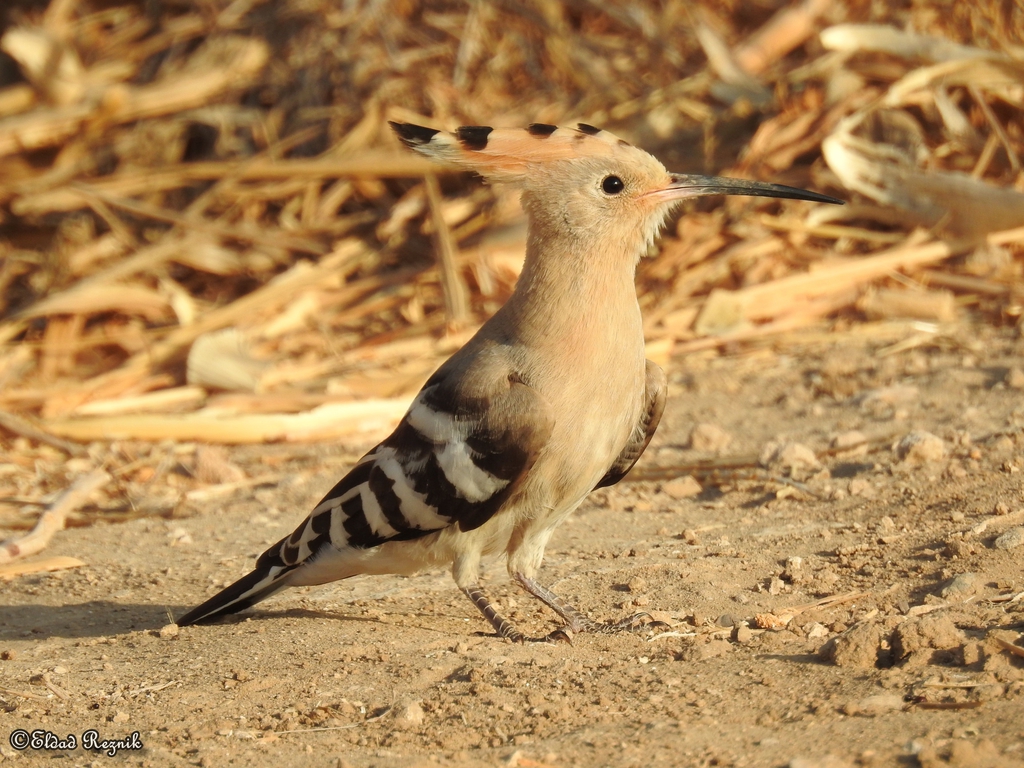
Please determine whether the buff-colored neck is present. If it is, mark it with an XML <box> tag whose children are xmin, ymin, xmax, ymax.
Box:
<box><xmin>495</xmin><ymin>223</ymin><xmax>643</xmax><ymax>352</ymax></box>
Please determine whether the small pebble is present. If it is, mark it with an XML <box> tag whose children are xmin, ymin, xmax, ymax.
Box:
<box><xmin>940</xmin><ymin>572</ymin><xmax>979</xmax><ymax>599</ymax></box>
<box><xmin>893</xmin><ymin>431</ymin><xmax>946</xmax><ymax>463</ymax></box>
<box><xmin>1006</xmin><ymin>367</ymin><xmax>1024</xmax><ymax>389</ymax></box>
<box><xmin>760</xmin><ymin>441</ymin><xmax>821</xmax><ymax>472</ymax></box>
<box><xmin>393</xmin><ymin>699</ymin><xmax>425</xmax><ymax>728</ymax></box>
<box><xmin>849</xmin><ymin>478</ymin><xmax>875</xmax><ymax>498</ymax></box>
<box><xmin>681</xmin><ymin>529</ymin><xmax>701</xmax><ymax>545</ymax></box>
<box><xmin>627</xmin><ymin>577</ymin><xmax>648</xmax><ymax>593</ymax></box>
<box><xmin>994</xmin><ymin>527</ymin><xmax>1024</xmax><ymax>550</ymax></box>
<box><xmin>735</xmin><ymin>625</ymin><xmax>754</xmax><ymax>644</ymax></box>
<box><xmin>662</xmin><ymin>476</ymin><xmax>702</xmax><ymax>500</ymax></box>
<box><xmin>158</xmin><ymin>623</ymin><xmax>180</xmax><ymax>639</ymax></box>
<box><xmin>806</xmin><ymin>622</ymin><xmax>829</xmax><ymax>640</ymax></box>
<box><xmin>688</xmin><ymin>423</ymin><xmax>733</xmax><ymax>453</ymax></box>
<box><xmin>167</xmin><ymin>527</ymin><xmax>194</xmax><ymax>546</ymax></box>
<box><xmin>843</xmin><ymin>694</ymin><xmax>905</xmax><ymax>717</ymax></box>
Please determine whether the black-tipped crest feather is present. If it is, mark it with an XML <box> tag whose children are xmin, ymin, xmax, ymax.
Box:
<box><xmin>389</xmin><ymin>121</ymin><xmax>440</xmax><ymax>147</ymax></box>
<box><xmin>455</xmin><ymin>125</ymin><xmax>493</xmax><ymax>150</ymax></box>
<box><xmin>528</xmin><ymin>123</ymin><xmax>558</xmax><ymax>137</ymax></box>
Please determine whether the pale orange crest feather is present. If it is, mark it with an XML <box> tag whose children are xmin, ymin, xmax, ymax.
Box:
<box><xmin>390</xmin><ymin>121</ymin><xmax>628</xmax><ymax>182</ymax></box>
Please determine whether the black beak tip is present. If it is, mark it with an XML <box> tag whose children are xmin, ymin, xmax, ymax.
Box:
<box><xmin>753</xmin><ymin>182</ymin><xmax>845</xmax><ymax>206</ymax></box>
<box><xmin>668</xmin><ymin>174</ymin><xmax>844</xmax><ymax>205</ymax></box>
<box><xmin>802</xmin><ymin>190</ymin><xmax>845</xmax><ymax>206</ymax></box>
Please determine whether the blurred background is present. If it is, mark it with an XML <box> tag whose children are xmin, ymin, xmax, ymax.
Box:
<box><xmin>0</xmin><ymin>0</ymin><xmax>1022</xmax><ymax>539</ymax></box>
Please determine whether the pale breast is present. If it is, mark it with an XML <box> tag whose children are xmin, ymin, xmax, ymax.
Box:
<box><xmin>514</xmin><ymin>303</ymin><xmax>647</xmax><ymax>516</ymax></box>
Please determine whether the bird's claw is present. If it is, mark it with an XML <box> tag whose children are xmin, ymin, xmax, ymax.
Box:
<box><xmin>589</xmin><ymin>611</ymin><xmax>664</xmax><ymax>635</ymax></box>
<box><xmin>544</xmin><ymin>627</ymin><xmax>574</xmax><ymax>644</ymax></box>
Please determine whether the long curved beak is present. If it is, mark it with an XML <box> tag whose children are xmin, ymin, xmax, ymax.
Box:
<box><xmin>648</xmin><ymin>173</ymin><xmax>844</xmax><ymax>205</ymax></box>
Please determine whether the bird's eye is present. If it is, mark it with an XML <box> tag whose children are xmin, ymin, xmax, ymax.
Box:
<box><xmin>601</xmin><ymin>175</ymin><xmax>624</xmax><ymax>195</ymax></box>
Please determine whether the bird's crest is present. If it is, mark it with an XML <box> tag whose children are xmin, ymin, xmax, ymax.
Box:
<box><xmin>389</xmin><ymin>121</ymin><xmax>634</xmax><ymax>183</ymax></box>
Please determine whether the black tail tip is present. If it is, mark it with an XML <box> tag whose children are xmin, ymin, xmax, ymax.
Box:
<box><xmin>175</xmin><ymin>597</ymin><xmax>248</xmax><ymax>627</ymax></box>
<box><xmin>389</xmin><ymin>121</ymin><xmax>440</xmax><ymax>148</ymax></box>
<box><xmin>175</xmin><ymin>607</ymin><xmax>215</xmax><ymax>627</ymax></box>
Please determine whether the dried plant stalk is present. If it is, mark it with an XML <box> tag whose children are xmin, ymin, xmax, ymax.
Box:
<box><xmin>0</xmin><ymin>469</ymin><xmax>110</xmax><ymax>563</ymax></box>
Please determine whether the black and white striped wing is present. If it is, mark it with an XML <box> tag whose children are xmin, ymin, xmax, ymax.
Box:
<box><xmin>292</xmin><ymin>369</ymin><xmax>554</xmax><ymax>552</ymax></box>
<box><xmin>177</xmin><ymin>368</ymin><xmax>553</xmax><ymax>624</ymax></box>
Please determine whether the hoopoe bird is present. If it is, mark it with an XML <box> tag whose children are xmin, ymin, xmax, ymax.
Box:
<box><xmin>177</xmin><ymin>121</ymin><xmax>841</xmax><ymax>641</ymax></box>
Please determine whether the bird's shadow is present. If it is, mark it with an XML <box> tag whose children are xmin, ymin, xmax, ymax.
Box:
<box><xmin>0</xmin><ymin>601</ymin><xmax>178</xmax><ymax>640</ymax></box>
<box><xmin>0</xmin><ymin>602</ymin><xmax>450</xmax><ymax>641</ymax></box>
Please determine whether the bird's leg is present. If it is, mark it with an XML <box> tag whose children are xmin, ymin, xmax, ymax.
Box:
<box><xmin>461</xmin><ymin>585</ymin><xmax>532</xmax><ymax>643</ymax></box>
<box><xmin>513</xmin><ymin>573</ymin><xmax>597</xmax><ymax>633</ymax></box>
<box><xmin>514</xmin><ymin>573</ymin><xmax>655</xmax><ymax>638</ymax></box>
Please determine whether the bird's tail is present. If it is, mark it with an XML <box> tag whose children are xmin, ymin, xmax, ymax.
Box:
<box><xmin>176</xmin><ymin>550</ymin><xmax>295</xmax><ymax>626</ymax></box>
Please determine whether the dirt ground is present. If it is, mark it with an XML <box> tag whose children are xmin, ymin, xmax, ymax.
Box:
<box><xmin>2</xmin><ymin>320</ymin><xmax>1024</xmax><ymax>768</ymax></box>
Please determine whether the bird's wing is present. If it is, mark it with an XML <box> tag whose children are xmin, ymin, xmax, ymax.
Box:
<box><xmin>177</xmin><ymin>356</ymin><xmax>554</xmax><ymax>625</ymax></box>
<box><xmin>594</xmin><ymin>360</ymin><xmax>666</xmax><ymax>489</ymax></box>
<box><xmin>282</xmin><ymin>356</ymin><xmax>555</xmax><ymax>553</ymax></box>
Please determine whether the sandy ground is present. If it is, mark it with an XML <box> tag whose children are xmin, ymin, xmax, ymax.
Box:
<box><xmin>2</xmin><ymin>320</ymin><xmax>1024</xmax><ymax>768</ymax></box>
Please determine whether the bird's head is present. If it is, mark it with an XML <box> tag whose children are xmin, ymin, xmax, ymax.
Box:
<box><xmin>391</xmin><ymin>121</ymin><xmax>842</xmax><ymax>261</ymax></box>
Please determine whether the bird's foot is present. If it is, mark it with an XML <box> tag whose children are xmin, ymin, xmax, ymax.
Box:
<box><xmin>558</xmin><ymin>610</ymin><xmax>659</xmax><ymax>636</ymax></box>
<box><xmin>464</xmin><ymin>580</ymin><xmax>664</xmax><ymax>644</ymax></box>
<box><xmin>514</xmin><ymin>573</ymin><xmax>665</xmax><ymax>640</ymax></box>
<box><xmin>463</xmin><ymin>585</ymin><xmax>560</xmax><ymax>644</ymax></box>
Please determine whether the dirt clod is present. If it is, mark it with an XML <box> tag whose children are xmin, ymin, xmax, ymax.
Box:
<box><xmin>824</xmin><ymin>622</ymin><xmax>886</xmax><ymax>669</ymax></box>
<box><xmin>892</xmin><ymin>614</ymin><xmax>965</xmax><ymax>664</ymax></box>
